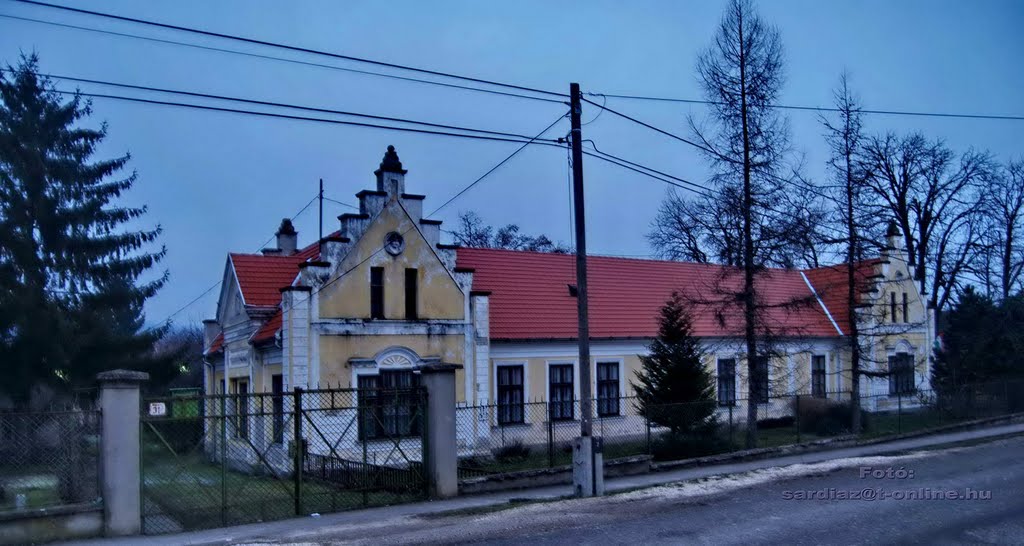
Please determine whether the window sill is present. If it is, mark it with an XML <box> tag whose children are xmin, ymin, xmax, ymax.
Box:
<box><xmin>492</xmin><ymin>422</ymin><xmax>531</xmax><ymax>429</ymax></box>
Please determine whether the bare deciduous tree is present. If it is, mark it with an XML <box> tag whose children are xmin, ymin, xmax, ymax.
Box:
<box><xmin>976</xmin><ymin>160</ymin><xmax>1024</xmax><ymax>299</ymax></box>
<box><xmin>862</xmin><ymin>134</ymin><xmax>991</xmax><ymax>314</ymax></box>
<box><xmin>676</xmin><ymin>0</ymin><xmax>818</xmax><ymax>448</ymax></box>
<box><xmin>452</xmin><ymin>211</ymin><xmax>568</xmax><ymax>253</ymax></box>
<box><xmin>820</xmin><ymin>73</ymin><xmax>873</xmax><ymax>433</ymax></box>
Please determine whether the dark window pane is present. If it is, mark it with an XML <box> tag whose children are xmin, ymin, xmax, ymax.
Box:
<box><xmin>497</xmin><ymin>365</ymin><xmax>525</xmax><ymax>425</ymax></box>
<box><xmin>750</xmin><ymin>356</ymin><xmax>769</xmax><ymax>404</ymax></box>
<box><xmin>889</xmin><ymin>354</ymin><xmax>916</xmax><ymax>395</ymax></box>
<box><xmin>549</xmin><ymin>364</ymin><xmax>574</xmax><ymax>421</ymax></box>
<box><xmin>597</xmin><ymin>362</ymin><xmax>620</xmax><ymax>417</ymax></box>
<box><xmin>811</xmin><ymin>356</ymin><xmax>826</xmax><ymax>398</ymax></box>
<box><xmin>717</xmin><ymin>359</ymin><xmax>736</xmax><ymax>406</ymax></box>
<box><xmin>405</xmin><ymin>268</ymin><xmax>418</xmax><ymax>319</ymax></box>
<box><xmin>271</xmin><ymin>374</ymin><xmax>284</xmax><ymax>443</ymax></box>
<box><xmin>370</xmin><ymin>267</ymin><xmax>385</xmax><ymax>319</ymax></box>
<box><xmin>358</xmin><ymin>371</ymin><xmax>420</xmax><ymax>440</ymax></box>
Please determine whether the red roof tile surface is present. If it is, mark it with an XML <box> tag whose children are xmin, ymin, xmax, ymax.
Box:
<box><xmin>206</xmin><ymin>332</ymin><xmax>224</xmax><ymax>355</ymax></box>
<box><xmin>251</xmin><ymin>310</ymin><xmax>282</xmax><ymax>344</ymax></box>
<box><xmin>226</xmin><ymin>236</ymin><xmax>329</xmax><ymax>342</ymax></box>
<box><xmin>456</xmin><ymin>248</ymin><xmax>875</xmax><ymax>341</ymax></box>
<box><xmin>231</xmin><ymin>253</ymin><xmax>304</xmax><ymax>307</ymax></box>
<box><xmin>802</xmin><ymin>259</ymin><xmax>882</xmax><ymax>336</ymax></box>
<box><xmin>222</xmin><ymin>237</ymin><xmax>878</xmax><ymax>346</ymax></box>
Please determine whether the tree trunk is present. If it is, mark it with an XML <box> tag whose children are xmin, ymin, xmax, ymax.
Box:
<box><xmin>736</xmin><ymin>7</ymin><xmax>759</xmax><ymax>450</ymax></box>
<box><xmin>846</xmin><ymin>146</ymin><xmax>863</xmax><ymax>434</ymax></box>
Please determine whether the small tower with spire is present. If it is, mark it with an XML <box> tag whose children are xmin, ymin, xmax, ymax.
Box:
<box><xmin>375</xmin><ymin>145</ymin><xmax>407</xmax><ymax>197</ymax></box>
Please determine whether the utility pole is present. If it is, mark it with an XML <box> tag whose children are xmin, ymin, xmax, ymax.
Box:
<box><xmin>569</xmin><ymin>82</ymin><xmax>600</xmax><ymax>497</ymax></box>
<box><xmin>318</xmin><ymin>178</ymin><xmax>324</xmax><ymax>255</ymax></box>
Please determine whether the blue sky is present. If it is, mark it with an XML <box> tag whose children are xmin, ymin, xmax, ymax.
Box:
<box><xmin>1</xmin><ymin>0</ymin><xmax>1021</xmax><ymax>328</ymax></box>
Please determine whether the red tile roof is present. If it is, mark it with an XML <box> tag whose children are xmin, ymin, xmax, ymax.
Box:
<box><xmin>206</xmin><ymin>332</ymin><xmax>224</xmax><ymax>355</ymax></box>
<box><xmin>231</xmin><ymin>253</ymin><xmax>304</xmax><ymax>307</ymax></box>
<box><xmin>221</xmin><ymin>235</ymin><xmax>879</xmax><ymax>346</ymax></box>
<box><xmin>456</xmin><ymin>248</ymin><xmax>874</xmax><ymax>341</ymax></box>
<box><xmin>229</xmin><ymin>233</ymin><xmax>333</xmax><ymax>307</ymax></box>
<box><xmin>251</xmin><ymin>309</ymin><xmax>282</xmax><ymax>345</ymax></box>
<box><xmin>227</xmin><ymin>235</ymin><xmax>330</xmax><ymax>342</ymax></box>
<box><xmin>802</xmin><ymin>259</ymin><xmax>882</xmax><ymax>336</ymax></box>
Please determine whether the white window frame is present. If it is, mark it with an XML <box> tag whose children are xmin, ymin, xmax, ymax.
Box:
<box><xmin>493</xmin><ymin>361</ymin><xmax>528</xmax><ymax>426</ymax></box>
<box><xmin>545</xmin><ymin>359</ymin><xmax>578</xmax><ymax>422</ymax></box>
<box><xmin>594</xmin><ymin>358</ymin><xmax>625</xmax><ymax>418</ymax></box>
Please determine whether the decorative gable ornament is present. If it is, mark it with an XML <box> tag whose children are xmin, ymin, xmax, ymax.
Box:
<box><xmin>379</xmin><ymin>353</ymin><xmax>414</xmax><ymax>368</ymax></box>
<box><xmin>384</xmin><ymin>231</ymin><xmax>405</xmax><ymax>256</ymax></box>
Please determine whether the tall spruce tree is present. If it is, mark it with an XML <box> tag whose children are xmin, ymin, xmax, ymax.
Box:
<box><xmin>633</xmin><ymin>292</ymin><xmax>717</xmax><ymax>435</ymax></box>
<box><xmin>0</xmin><ymin>56</ymin><xmax>173</xmax><ymax>403</ymax></box>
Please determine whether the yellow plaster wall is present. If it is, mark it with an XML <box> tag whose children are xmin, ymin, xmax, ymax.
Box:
<box><xmin>318</xmin><ymin>333</ymin><xmax>466</xmax><ymax>400</ymax></box>
<box><xmin>876</xmin><ymin>259</ymin><xmax>927</xmax><ymax>325</ymax></box>
<box><xmin>318</xmin><ymin>200</ymin><xmax>464</xmax><ymax>320</ymax></box>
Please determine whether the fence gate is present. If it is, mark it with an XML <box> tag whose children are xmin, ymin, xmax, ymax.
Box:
<box><xmin>139</xmin><ymin>386</ymin><xmax>428</xmax><ymax>534</ymax></box>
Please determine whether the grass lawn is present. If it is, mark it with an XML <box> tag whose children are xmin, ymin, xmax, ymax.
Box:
<box><xmin>865</xmin><ymin>410</ymin><xmax>966</xmax><ymax>439</ymax></box>
<box><xmin>142</xmin><ymin>450</ymin><xmax>424</xmax><ymax>533</ymax></box>
<box><xmin>0</xmin><ymin>477</ymin><xmax>62</xmax><ymax>511</ymax></box>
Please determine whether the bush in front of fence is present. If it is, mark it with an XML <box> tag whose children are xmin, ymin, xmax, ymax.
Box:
<box><xmin>793</xmin><ymin>397</ymin><xmax>869</xmax><ymax>437</ymax></box>
<box><xmin>491</xmin><ymin>440</ymin><xmax>531</xmax><ymax>464</ymax></box>
<box><xmin>650</xmin><ymin>426</ymin><xmax>732</xmax><ymax>462</ymax></box>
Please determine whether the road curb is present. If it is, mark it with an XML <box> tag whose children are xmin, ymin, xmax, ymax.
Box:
<box><xmin>650</xmin><ymin>412</ymin><xmax>1024</xmax><ymax>473</ymax></box>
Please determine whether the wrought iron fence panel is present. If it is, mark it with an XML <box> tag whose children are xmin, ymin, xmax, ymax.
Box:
<box><xmin>140</xmin><ymin>386</ymin><xmax>428</xmax><ymax>535</ymax></box>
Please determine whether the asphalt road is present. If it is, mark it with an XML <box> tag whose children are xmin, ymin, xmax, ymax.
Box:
<box><xmin>301</xmin><ymin>435</ymin><xmax>1024</xmax><ymax>546</ymax></box>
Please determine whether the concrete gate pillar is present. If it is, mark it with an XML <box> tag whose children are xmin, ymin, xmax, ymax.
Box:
<box><xmin>97</xmin><ymin>369</ymin><xmax>148</xmax><ymax>536</ymax></box>
<box><xmin>419</xmin><ymin>363</ymin><xmax>461</xmax><ymax>498</ymax></box>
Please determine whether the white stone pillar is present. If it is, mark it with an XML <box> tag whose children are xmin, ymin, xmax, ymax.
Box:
<box><xmin>97</xmin><ymin>369</ymin><xmax>148</xmax><ymax>536</ymax></box>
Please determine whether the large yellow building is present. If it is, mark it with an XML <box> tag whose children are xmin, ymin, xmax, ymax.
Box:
<box><xmin>203</xmin><ymin>146</ymin><xmax>934</xmax><ymax>455</ymax></box>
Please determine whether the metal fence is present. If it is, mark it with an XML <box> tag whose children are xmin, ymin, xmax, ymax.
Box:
<box><xmin>455</xmin><ymin>379</ymin><xmax>1024</xmax><ymax>480</ymax></box>
<box><xmin>0</xmin><ymin>408</ymin><xmax>101</xmax><ymax>513</ymax></box>
<box><xmin>140</xmin><ymin>386</ymin><xmax>428</xmax><ymax>535</ymax></box>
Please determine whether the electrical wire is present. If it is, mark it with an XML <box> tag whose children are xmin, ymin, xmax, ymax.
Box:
<box><xmin>323</xmin><ymin>197</ymin><xmax>358</xmax><ymax>210</ymax></box>
<box><xmin>147</xmin><ymin>192</ymin><xmax>320</xmax><ymax>329</ymax></box>
<box><xmin>3</xmin><ymin>6</ymin><xmax>1014</xmax><ymax>120</ymax></box>
<box><xmin>273</xmin><ymin>112</ymin><xmax>569</xmax><ymax>320</ymax></box>
<box><xmin>580</xmin><ymin>96</ymin><xmax>850</xmax><ymax>206</ymax></box>
<box><xmin>4</xmin><ymin>69</ymin><xmax>563</xmax><ymax>141</ymax></box>
<box><xmin>47</xmin><ymin>88</ymin><xmax>564</xmax><ymax>145</ymax></box>
<box><xmin>10</xmin><ymin>0</ymin><xmax>568</xmax><ymax>99</ymax></box>
<box><xmin>587</xmin><ymin>92</ymin><xmax>1024</xmax><ymax>122</ymax></box>
<box><xmin>0</xmin><ymin>13</ymin><xmax>566</xmax><ymax>104</ymax></box>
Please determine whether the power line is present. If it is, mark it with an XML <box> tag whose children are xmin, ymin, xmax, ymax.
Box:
<box><xmin>4</xmin><ymin>7</ymin><xmax>1015</xmax><ymax>121</ymax></box>
<box><xmin>0</xmin><ymin>13</ymin><xmax>566</xmax><ymax>105</ymax></box>
<box><xmin>582</xmin><ymin>142</ymin><xmax>850</xmax><ymax>241</ymax></box>
<box><xmin>148</xmin><ymin>192</ymin><xmax>320</xmax><ymax>329</ymax></box>
<box><xmin>581</xmin><ymin>95</ymin><xmax>730</xmax><ymax>161</ymax></box>
<box><xmin>11</xmin><ymin>0</ymin><xmax>568</xmax><ymax>100</ymax></box>
<box><xmin>588</xmin><ymin>92</ymin><xmax>1024</xmax><ymax>122</ymax></box>
<box><xmin>10</xmin><ymin>69</ymin><xmax>555</xmax><ymax>141</ymax></box>
<box><xmin>323</xmin><ymin>197</ymin><xmax>358</xmax><ymax>210</ymax></box>
<box><xmin>276</xmin><ymin>112</ymin><xmax>568</xmax><ymax>320</ymax></box>
<box><xmin>580</xmin><ymin>97</ymin><xmax>847</xmax><ymax>205</ymax></box>
<box><xmin>426</xmin><ymin>113</ymin><xmax>568</xmax><ymax>216</ymax></box>
<box><xmin>49</xmin><ymin>88</ymin><xmax>565</xmax><ymax>145</ymax></box>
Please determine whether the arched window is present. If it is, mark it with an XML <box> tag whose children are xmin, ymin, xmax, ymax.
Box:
<box><xmin>357</xmin><ymin>347</ymin><xmax>422</xmax><ymax>440</ymax></box>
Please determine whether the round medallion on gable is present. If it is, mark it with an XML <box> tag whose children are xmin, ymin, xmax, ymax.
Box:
<box><xmin>384</xmin><ymin>231</ymin><xmax>405</xmax><ymax>256</ymax></box>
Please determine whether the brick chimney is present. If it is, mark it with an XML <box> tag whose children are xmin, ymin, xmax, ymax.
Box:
<box><xmin>276</xmin><ymin>218</ymin><xmax>298</xmax><ymax>256</ymax></box>
<box><xmin>202</xmin><ymin>319</ymin><xmax>221</xmax><ymax>353</ymax></box>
